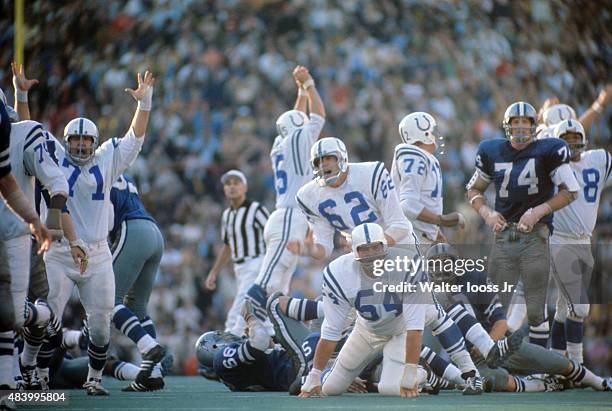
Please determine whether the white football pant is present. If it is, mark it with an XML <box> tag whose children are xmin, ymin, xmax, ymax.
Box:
<box><xmin>225</xmin><ymin>256</ymin><xmax>262</xmax><ymax>337</ymax></box>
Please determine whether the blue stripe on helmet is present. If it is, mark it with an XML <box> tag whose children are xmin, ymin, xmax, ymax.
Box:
<box><xmin>79</xmin><ymin>118</ymin><xmax>83</xmax><ymax>135</ymax></box>
<box><xmin>363</xmin><ymin>224</ymin><xmax>371</xmax><ymax>243</ymax></box>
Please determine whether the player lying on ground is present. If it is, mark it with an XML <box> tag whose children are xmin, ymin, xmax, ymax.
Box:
<box><xmin>425</xmin><ymin>243</ymin><xmax>612</xmax><ymax>393</ymax></box>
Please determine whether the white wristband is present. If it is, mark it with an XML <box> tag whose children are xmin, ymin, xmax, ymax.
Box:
<box><xmin>137</xmin><ymin>86</ymin><xmax>153</xmax><ymax>111</ymax></box>
<box><xmin>400</xmin><ymin>363</ymin><xmax>418</xmax><ymax>389</ymax></box>
<box><xmin>302</xmin><ymin>79</ymin><xmax>315</xmax><ymax>90</ymax></box>
<box><xmin>298</xmin><ymin>88</ymin><xmax>307</xmax><ymax>97</ymax></box>
<box><xmin>15</xmin><ymin>89</ymin><xmax>28</xmax><ymax>103</ymax></box>
<box><xmin>592</xmin><ymin>101</ymin><xmax>603</xmax><ymax>114</ymax></box>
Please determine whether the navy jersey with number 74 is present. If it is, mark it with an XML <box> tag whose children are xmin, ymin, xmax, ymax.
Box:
<box><xmin>474</xmin><ymin>138</ymin><xmax>571</xmax><ymax>225</ymax></box>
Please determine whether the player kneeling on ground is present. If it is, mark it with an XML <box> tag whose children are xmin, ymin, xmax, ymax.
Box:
<box><xmin>300</xmin><ymin>223</ymin><xmax>429</xmax><ymax>398</ymax></box>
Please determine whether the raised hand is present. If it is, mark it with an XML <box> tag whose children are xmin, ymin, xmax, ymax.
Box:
<box><xmin>12</xmin><ymin>62</ymin><xmax>39</xmax><ymax>92</ymax></box>
<box><xmin>125</xmin><ymin>71</ymin><xmax>155</xmax><ymax>102</ymax></box>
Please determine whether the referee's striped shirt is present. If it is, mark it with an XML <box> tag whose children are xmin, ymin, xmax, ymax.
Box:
<box><xmin>221</xmin><ymin>199</ymin><xmax>269</xmax><ymax>263</ymax></box>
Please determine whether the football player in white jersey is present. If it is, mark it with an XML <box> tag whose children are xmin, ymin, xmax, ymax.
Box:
<box><xmin>391</xmin><ymin>112</ymin><xmax>465</xmax><ymax>244</ymax></box>
<box><xmin>0</xmin><ymin>96</ymin><xmax>50</xmax><ymax>390</ymax></box>
<box><xmin>244</xmin><ymin>66</ymin><xmax>325</xmax><ymax>333</ymax></box>
<box><xmin>293</xmin><ymin>137</ymin><xmax>482</xmax><ymax>393</ymax></box>
<box><xmin>300</xmin><ymin>223</ymin><xmax>428</xmax><ymax>398</ymax></box>
<box><xmin>43</xmin><ymin>71</ymin><xmax>155</xmax><ymax>395</ymax></box>
<box><xmin>549</xmin><ymin>119</ymin><xmax>611</xmax><ymax>364</ymax></box>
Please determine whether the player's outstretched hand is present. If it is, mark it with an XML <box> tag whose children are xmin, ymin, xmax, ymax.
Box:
<box><xmin>299</xmin><ymin>385</ymin><xmax>324</xmax><ymax>398</ymax></box>
<box><xmin>399</xmin><ymin>387</ymin><xmax>418</xmax><ymax>398</ymax></box>
<box><xmin>299</xmin><ymin>368</ymin><xmax>324</xmax><ymax>398</ymax></box>
<box><xmin>29</xmin><ymin>220</ymin><xmax>50</xmax><ymax>254</ymax></box>
<box><xmin>125</xmin><ymin>71</ymin><xmax>155</xmax><ymax>101</ymax></box>
<box><xmin>12</xmin><ymin>62</ymin><xmax>39</xmax><ymax>91</ymax></box>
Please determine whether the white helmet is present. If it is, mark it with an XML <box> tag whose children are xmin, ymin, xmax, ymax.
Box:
<box><xmin>63</xmin><ymin>117</ymin><xmax>99</xmax><ymax>165</ymax></box>
<box><xmin>554</xmin><ymin>119</ymin><xmax>586</xmax><ymax>158</ymax></box>
<box><xmin>351</xmin><ymin>223</ymin><xmax>388</xmax><ymax>263</ymax></box>
<box><xmin>398</xmin><ymin>112</ymin><xmax>441</xmax><ymax>146</ymax></box>
<box><xmin>310</xmin><ymin>137</ymin><xmax>348</xmax><ymax>187</ymax></box>
<box><xmin>275</xmin><ymin>110</ymin><xmax>309</xmax><ymax>138</ymax></box>
<box><xmin>543</xmin><ymin>104</ymin><xmax>577</xmax><ymax>127</ymax></box>
<box><xmin>0</xmin><ymin>89</ymin><xmax>19</xmax><ymax>122</ymax></box>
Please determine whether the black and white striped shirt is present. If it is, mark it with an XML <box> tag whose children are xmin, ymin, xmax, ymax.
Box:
<box><xmin>221</xmin><ymin>199</ymin><xmax>269</xmax><ymax>263</ymax></box>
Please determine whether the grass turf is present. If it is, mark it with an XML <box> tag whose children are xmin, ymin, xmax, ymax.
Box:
<box><xmin>19</xmin><ymin>376</ymin><xmax>612</xmax><ymax>411</ymax></box>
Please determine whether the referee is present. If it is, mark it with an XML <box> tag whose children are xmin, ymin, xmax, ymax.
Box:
<box><xmin>205</xmin><ymin>170</ymin><xmax>269</xmax><ymax>338</ymax></box>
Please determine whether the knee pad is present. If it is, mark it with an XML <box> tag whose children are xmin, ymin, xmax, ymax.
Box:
<box><xmin>568</xmin><ymin>304</ymin><xmax>589</xmax><ymax>320</ymax></box>
<box><xmin>87</xmin><ymin>311</ymin><xmax>112</xmax><ymax>346</ymax></box>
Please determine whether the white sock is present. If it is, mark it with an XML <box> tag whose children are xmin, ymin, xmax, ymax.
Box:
<box><xmin>514</xmin><ymin>376</ymin><xmax>544</xmax><ymax>392</ymax></box>
<box><xmin>114</xmin><ymin>361</ymin><xmax>139</xmax><ymax>381</ymax></box>
<box><xmin>136</xmin><ymin>334</ymin><xmax>157</xmax><ymax>355</ymax></box>
<box><xmin>566</xmin><ymin>342</ymin><xmax>583</xmax><ymax>364</ymax></box>
<box><xmin>442</xmin><ymin>363</ymin><xmax>464</xmax><ymax>385</ymax></box>
<box><xmin>577</xmin><ymin>365</ymin><xmax>604</xmax><ymax>390</ymax></box>
<box><xmin>21</xmin><ymin>341</ymin><xmax>40</xmax><ymax>367</ymax></box>
<box><xmin>465</xmin><ymin>324</ymin><xmax>495</xmax><ymax>358</ymax></box>
<box><xmin>37</xmin><ymin>367</ymin><xmax>49</xmax><ymax>383</ymax></box>
<box><xmin>449</xmin><ymin>350</ymin><xmax>477</xmax><ymax>376</ymax></box>
<box><xmin>152</xmin><ymin>363</ymin><xmax>162</xmax><ymax>378</ymax></box>
<box><xmin>87</xmin><ymin>365</ymin><xmax>103</xmax><ymax>381</ymax></box>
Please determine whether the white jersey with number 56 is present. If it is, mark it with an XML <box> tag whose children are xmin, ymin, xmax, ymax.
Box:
<box><xmin>553</xmin><ymin>149</ymin><xmax>612</xmax><ymax>238</ymax></box>
<box><xmin>270</xmin><ymin>113</ymin><xmax>324</xmax><ymax>209</ymax></box>
<box><xmin>49</xmin><ymin>129</ymin><xmax>143</xmax><ymax>243</ymax></box>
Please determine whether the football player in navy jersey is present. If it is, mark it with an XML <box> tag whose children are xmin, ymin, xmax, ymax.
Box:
<box><xmin>109</xmin><ymin>174</ymin><xmax>166</xmax><ymax>392</ymax></box>
<box><xmin>466</xmin><ymin>101</ymin><xmax>579</xmax><ymax>348</ymax></box>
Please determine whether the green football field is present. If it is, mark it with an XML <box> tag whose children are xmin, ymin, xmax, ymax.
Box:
<box><xmin>16</xmin><ymin>376</ymin><xmax>612</xmax><ymax>411</ymax></box>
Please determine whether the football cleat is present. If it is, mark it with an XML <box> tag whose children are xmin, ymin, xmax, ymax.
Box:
<box><xmin>486</xmin><ymin>331</ymin><xmax>523</xmax><ymax>368</ymax></box>
<box><xmin>542</xmin><ymin>376</ymin><xmax>565</xmax><ymax>392</ymax></box>
<box><xmin>135</xmin><ymin>344</ymin><xmax>167</xmax><ymax>384</ymax></box>
<box><xmin>19</xmin><ymin>359</ymin><xmax>41</xmax><ymax>390</ymax></box>
<box><xmin>83</xmin><ymin>378</ymin><xmax>109</xmax><ymax>396</ymax></box>
<box><xmin>122</xmin><ymin>377</ymin><xmax>164</xmax><ymax>392</ymax></box>
<box><xmin>462</xmin><ymin>371</ymin><xmax>483</xmax><ymax>395</ymax></box>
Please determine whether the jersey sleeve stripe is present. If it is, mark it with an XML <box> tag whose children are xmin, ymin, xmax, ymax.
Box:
<box><xmin>370</xmin><ymin>161</ymin><xmax>384</xmax><ymax>197</ymax></box>
<box><xmin>24</xmin><ymin>124</ymin><xmax>43</xmax><ymax>142</ymax></box>
<box><xmin>296</xmin><ymin>196</ymin><xmax>316</xmax><ymax>216</ymax></box>
<box><xmin>295</xmin><ymin>130</ymin><xmax>304</xmax><ymax>176</ymax></box>
<box><xmin>373</xmin><ymin>163</ymin><xmax>386</xmax><ymax>200</ymax></box>
<box><xmin>290</xmin><ymin>131</ymin><xmax>299</xmax><ymax>175</ymax></box>
<box><xmin>324</xmin><ymin>267</ymin><xmax>349</xmax><ymax>303</ymax></box>
<box><xmin>605</xmin><ymin>151</ymin><xmax>611</xmax><ymax>181</ymax></box>
<box><xmin>23</xmin><ymin>131</ymin><xmax>45</xmax><ymax>151</ymax></box>
<box><xmin>395</xmin><ymin>148</ymin><xmax>430</xmax><ymax>167</ymax></box>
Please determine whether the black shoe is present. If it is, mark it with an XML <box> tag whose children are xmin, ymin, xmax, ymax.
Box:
<box><xmin>462</xmin><ymin>371</ymin><xmax>483</xmax><ymax>395</ymax></box>
<box><xmin>486</xmin><ymin>331</ymin><xmax>523</xmax><ymax>369</ymax></box>
<box><xmin>19</xmin><ymin>359</ymin><xmax>41</xmax><ymax>390</ymax></box>
<box><xmin>83</xmin><ymin>378</ymin><xmax>109</xmax><ymax>396</ymax></box>
<box><xmin>135</xmin><ymin>345</ymin><xmax>167</xmax><ymax>384</ymax></box>
<box><xmin>122</xmin><ymin>377</ymin><xmax>165</xmax><ymax>392</ymax></box>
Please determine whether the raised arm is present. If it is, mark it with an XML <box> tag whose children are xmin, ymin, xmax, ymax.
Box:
<box><xmin>579</xmin><ymin>85</ymin><xmax>611</xmax><ymax>132</ymax></box>
<box><xmin>11</xmin><ymin>62</ymin><xmax>38</xmax><ymax>121</ymax></box>
<box><xmin>125</xmin><ymin>71</ymin><xmax>155</xmax><ymax>139</ymax></box>
<box><xmin>294</xmin><ymin>66</ymin><xmax>326</xmax><ymax>119</ymax></box>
